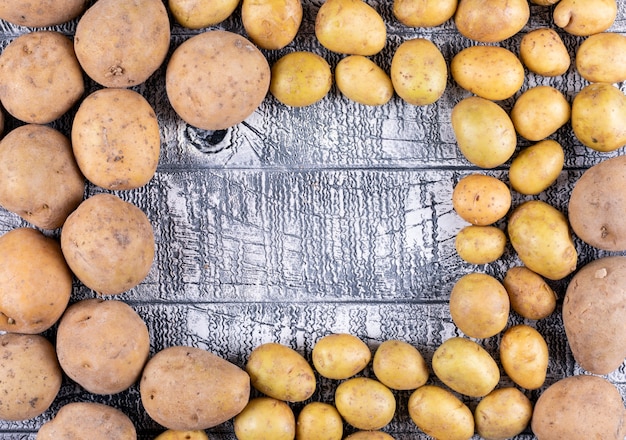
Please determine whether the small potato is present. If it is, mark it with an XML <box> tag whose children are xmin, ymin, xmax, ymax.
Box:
<box><xmin>315</xmin><ymin>0</ymin><xmax>386</xmax><ymax>55</ymax></box>
<box><xmin>242</xmin><ymin>0</ymin><xmax>303</xmax><ymax>50</ymax></box>
<box><xmin>335</xmin><ymin>55</ymin><xmax>393</xmax><ymax>106</ymax></box>
<box><xmin>509</xmin><ymin>140</ymin><xmax>564</xmax><ymax>196</ymax></box>
<box><xmin>408</xmin><ymin>385</ymin><xmax>474</xmax><ymax>440</ymax></box>
<box><xmin>296</xmin><ymin>402</ymin><xmax>343</xmax><ymax>440</ymax></box>
<box><xmin>154</xmin><ymin>431</ymin><xmax>208</xmax><ymax>440</ymax></box>
<box><xmin>344</xmin><ymin>432</ymin><xmax>396</xmax><ymax>440</ymax></box>
<box><xmin>234</xmin><ymin>397</ymin><xmax>295</xmax><ymax>440</ymax></box>
<box><xmin>576</xmin><ymin>33</ymin><xmax>626</xmax><ymax>84</ymax></box>
<box><xmin>335</xmin><ymin>378</ymin><xmax>396</xmax><ymax>431</ymax></box>
<box><xmin>432</xmin><ymin>337</ymin><xmax>500</xmax><ymax>398</ymax></box>
<box><xmin>245</xmin><ymin>342</ymin><xmax>316</xmax><ymax>402</ymax></box>
<box><xmin>553</xmin><ymin>0</ymin><xmax>617</xmax><ymax>36</ymax></box>
<box><xmin>452</xmin><ymin>174</ymin><xmax>511</xmax><ymax>226</ymax></box>
<box><xmin>530</xmin><ymin>0</ymin><xmax>560</xmax><ymax>5</ymax></box>
<box><xmin>454</xmin><ymin>0</ymin><xmax>529</xmax><ymax>43</ymax></box>
<box><xmin>372</xmin><ymin>339</ymin><xmax>429</xmax><ymax>390</ymax></box>
<box><xmin>499</xmin><ymin>324</ymin><xmax>549</xmax><ymax>390</ymax></box>
<box><xmin>0</xmin><ymin>0</ymin><xmax>86</xmax><ymax>27</ymax></box>
<box><xmin>474</xmin><ymin>388</ymin><xmax>533</xmax><ymax>440</ymax></box>
<box><xmin>390</xmin><ymin>38</ymin><xmax>447</xmax><ymax>106</ymax></box>
<box><xmin>393</xmin><ymin>0</ymin><xmax>458</xmax><ymax>27</ymax></box>
<box><xmin>451</xmin><ymin>45</ymin><xmax>525</xmax><ymax>101</ymax></box>
<box><xmin>455</xmin><ymin>225</ymin><xmax>507</xmax><ymax>265</ymax></box>
<box><xmin>270</xmin><ymin>51</ymin><xmax>332</xmax><ymax>107</ymax></box>
<box><xmin>510</xmin><ymin>86</ymin><xmax>571</xmax><ymax>141</ymax></box>
<box><xmin>502</xmin><ymin>266</ymin><xmax>557</xmax><ymax>320</ymax></box>
<box><xmin>520</xmin><ymin>28</ymin><xmax>571</xmax><ymax>77</ymax></box>
<box><xmin>451</xmin><ymin>97</ymin><xmax>517</xmax><ymax>168</ymax></box>
<box><xmin>449</xmin><ymin>272</ymin><xmax>510</xmax><ymax>339</ymax></box>
<box><xmin>312</xmin><ymin>333</ymin><xmax>371</xmax><ymax>380</ymax></box>
<box><xmin>169</xmin><ymin>0</ymin><xmax>239</xmax><ymax>29</ymax></box>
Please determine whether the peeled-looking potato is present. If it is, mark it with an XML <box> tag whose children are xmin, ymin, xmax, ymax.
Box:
<box><xmin>234</xmin><ymin>397</ymin><xmax>295</xmax><ymax>440</ymax></box>
<box><xmin>269</xmin><ymin>51</ymin><xmax>332</xmax><ymax>107</ymax></box>
<box><xmin>510</xmin><ymin>86</ymin><xmax>571</xmax><ymax>141</ymax></box>
<box><xmin>474</xmin><ymin>387</ymin><xmax>533</xmax><ymax>440</ymax></box>
<box><xmin>519</xmin><ymin>28</ymin><xmax>571</xmax><ymax>77</ymax></box>
<box><xmin>241</xmin><ymin>0</ymin><xmax>303</xmax><ymax>49</ymax></box>
<box><xmin>335</xmin><ymin>55</ymin><xmax>393</xmax><ymax>106</ymax></box>
<box><xmin>452</xmin><ymin>173</ymin><xmax>511</xmax><ymax>226</ymax></box>
<box><xmin>509</xmin><ymin>140</ymin><xmax>564</xmax><ymax>196</ymax></box>
<box><xmin>576</xmin><ymin>32</ymin><xmax>626</xmax><ymax>84</ymax></box>
<box><xmin>334</xmin><ymin>377</ymin><xmax>396</xmax><ymax>431</ymax></box>
<box><xmin>372</xmin><ymin>339</ymin><xmax>429</xmax><ymax>391</ymax></box>
<box><xmin>169</xmin><ymin>0</ymin><xmax>239</xmax><ymax>29</ymax></box>
<box><xmin>502</xmin><ymin>266</ymin><xmax>557</xmax><ymax>320</ymax></box>
<box><xmin>553</xmin><ymin>0</ymin><xmax>617</xmax><ymax>36</ymax></box>
<box><xmin>499</xmin><ymin>324</ymin><xmax>549</xmax><ymax>390</ymax></box>
<box><xmin>0</xmin><ymin>0</ymin><xmax>87</xmax><ymax>27</ymax></box>
<box><xmin>454</xmin><ymin>0</ymin><xmax>529</xmax><ymax>42</ymax></box>
<box><xmin>455</xmin><ymin>225</ymin><xmax>507</xmax><ymax>265</ymax></box>
<box><xmin>393</xmin><ymin>0</ymin><xmax>458</xmax><ymax>27</ymax></box>
<box><xmin>296</xmin><ymin>402</ymin><xmax>343</xmax><ymax>440</ymax></box>
<box><xmin>312</xmin><ymin>333</ymin><xmax>371</xmax><ymax>380</ymax></box>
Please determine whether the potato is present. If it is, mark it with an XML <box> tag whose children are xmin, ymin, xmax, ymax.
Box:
<box><xmin>269</xmin><ymin>51</ymin><xmax>332</xmax><ymax>107</ymax></box>
<box><xmin>71</xmin><ymin>88</ymin><xmax>160</xmax><ymax>190</ymax></box>
<box><xmin>166</xmin><ymin>30</ymin><xmax>270</xmax><ymax>130</ymax></box>
<box><xmin>296</xmin><ymin>402</ymin><xmax>343</xmax><ymax>440</ymax></box>
<box><xmin>510</xmin><ymin>86</ymin><xmax>571</xmax><ymax>141</ymax></box>
<box><xmin>234</xmin><ymin>397</ymin><xmax>295</xmax><ymax>440</ymax></box>
<box><xmin>315</xmin><ymin>0</ymin><xmax>386</xmax><ymax>56</ymax></box>
<box><xmin>0</xmin><ymin>124</ymin><xmax>84</xmax><ymax>230</ymax></box>
<box><xmin>344</xmin><ymin>432</ymin><xmax>395</xmax><ymax>440</ymax></box>
<box><xmin>455</xmin><ymin>225</ymin><xmax>506</xmax><ymax>264</ymax></box>
<box><xmin>451</xmin><ymin>97</ymin><xmax>517</xmax><ymax>168</ymax></box>
<box><xmin>530</xmin><ymin>0</ymin><xmax>559</xmax><ymax>4</ymax></box>
<box><xmin>502</xmin><ymin>266</ymin><xmax>557</xmax><ymax>320</ymax></box>
<box><xmin>449</xmin><ymin>272</ymin><xmax>510</xmax><ymax>339</ymax></box>
<box><xmin>452</xmin><ymin>174</ymin><xmax>511</xmax><ymax>226</ymax></box>
<box><xmin>408</xmin><ymin>385</ymin><xmax>474</xmax><ymax>440</ymax></box>
<box><xmin>390</xmin><ymin>38</ymin><xmax>447</xmax><ymax>106</ymax></box>
<box><xmin>60</xmin><ymin>193</ymin><xmax>155</xmax><ymax>295</ymax></box>
<box><xmin>169</xmin><ymin>0</ymin><xmax>239</xmax><ymax>29</ymax></box>
<box><xmin>509</xmin><ymin>140</ymin><xmax>564</xmax><ymax>196</ymax></box>
<box><xmin>499</xmin><ymin>324</ymin><xmax>548</xmax><ymax>390</ymax></box>
<box><xmin>553</xmin><ymin>0</ymin><xmax>617</xmax><ymax>36</ymax></box>
<box><xmin>569</xmin><ymin>155</ymin><xmax>626</xmax><ymax>251</ymax></box>
<box><xmin>451</xmin><ymin>45</ymin><xmax>525</xmax><ymax>101</ymax></box>
<box><xmin>519</xmin><ymin>28</ymin><xmax>571</xmax><ymax>77</ymax></box>
<box><xmin>334</xmin><ymin>377</ymin><xmax>396</xmax><ymax>431</ymax></box>
<box><xmin>245</xmin><ymin>342</ymin><xmax>316</xmax><ymax>402</ymax></box>
<box><xmin>0</xmin><ymin>31</ymin><xmax>84</xmax><ymax>124</ymax></box>
<box><xmin>312</xmin><ymin>333</ymin><xmax>371</xmax><ymax>380</ymax></box>
<box><xmin>0</xmin><ymin>0</ymin><xmax>86</xmax><ymax>27</ymax></box>
<box><xmin>242</xmin><ymin>0</ymin><xmax>303</xmax><ymax>50</ymax></box>
<box><xmin>0</xmin><ymin>333</ymin><xmax>61</xmax><ymax>421</ymax></box>
<box><xmin>372</xmin><ymin>339</ymin><xmax>429</xmax><ymax>391</ymax></box>
<box><xmin>393</xmin><ymin>0</ymin><xmax>458</xmax><ymax>27</ymax></box>
<box><xmin>563</xmin><ymin>256</ymin><xmax>626</xmax><ymax>375</ymax></box>
<box><xmin>508</xmin><ymin>200</ymin><xmax>577</xmax><ymax>280</ymax></box>
<box><xmin>154</xmin><ymin>431</ymin><xmax>209</xmax><ymax>440</ymax></box>
<box><xmin>571</xmin><ymin>82</ymin><xmax>626</xmax><ymax>153</ymax></box>
<box><xmin>454</xmin><ymin>0</ymin><xmax>529</xmax><ymax>43</ymax></box>
<box><xmin>432</xmin><ymin>337</ymin><xmax>499</xmax><ymax>397</ymax></box>
<box><xmin>140</xmin><ymin>346</ymin><xmax>250</xmax><ymax>430</ymax></box>
<box><xmin>74</xmin><ymin>0</ymin><xmax>170</xmax><ymax>88</ymax></box>
<box><xmin>531</xmin><ymin>375</ymin><xmax>626</xmax><ymax>440</ymax></box>
<box><xmin>36</xmin><ymin>402</ymin><xmax>136</xmax><ymax>440</ymax></box>
<box><xmin>0</xmin><ymin>227</ymin><xmax>72</xmax><ymax>334</ymax></box>
<box><xmin>56</xmin><ymin>298</ymin><xmax>151</xmax><ymax>395</ymax></box>
<box><xmin>335</xmin><ymin>55</ymin><xmax>394</xmax><ymax>106</ymax></box>
<box><xmin>474</xmin><ymin>387</ymin><xmax>533</xmax><ymax>440</ymax></box>
<box><xmin>576</xmin><ymin>33</ymin><xmax>626</xmax><ymax>84</ymax></box>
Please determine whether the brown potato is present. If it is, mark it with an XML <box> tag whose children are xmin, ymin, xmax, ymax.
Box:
<box><xmin>510</xmin><ymin>86</ymin><xmax>571</xmax><ymax>141</ymax></box>
<box><xmin>452</xmin><ymin>174</ymin><xmax>511</xmax><ymax>226</ymax></box>
<box><xmin>576</xmin><ymin>32</ymin><xmax>626</xmax><ymax>84</ymax></box>
<box><xmin>393</xmin><ymin>0</ymin><xmax>458</xmax><ymax>27</ymax></box>
<box><xmin>334</xmin><ymin>377</ymin><xmax>396</xmax><ymax>431</ymax></box>
<box><xmin>242</xmin><ymin>0</ymin><xmax>303</xmax><ymax>50</ymax></box>
<box><xmin>312</xmin><ymin>333</ymin><xmax>371</xmax><ymax>380</ymax></box>
<box><xmin>502</xmin><ymin>266</ymin><xmax>557</xmax><ymax>320</ymax></box>
<box><xmin>520</xmin><ymin>28</ymin><xmax>571</xmax><ymax>77</ymax></box>
<box><xmin>499</xmin><ymin>324</ymin><xmax>549</xmax><ymax>390</ymax></box>
<box><xmin>454</xmin><ymin>0</ymin><xmax>529</xmax><ymax>42</ymax></box>
<box><xmin>0</xmin><ymin>0</ymin><xmax>87</xmax><ymax>27</ymax></box>
<box><xmin>553</xmin><ymin>0</ymin><xmax>617</xmax><ymax>36</ymax></box>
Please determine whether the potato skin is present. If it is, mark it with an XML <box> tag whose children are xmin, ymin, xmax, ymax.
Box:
<box><xmin>169</xmin><ymin>0</ymin><xmax>239</xmax><ymax>29</ymax></box>
<box><xmin>474</xmin><ymin>387</ymin><xmax>532</xmax><ymax>440</ymax></box>
<box><xmin>312</xmin><ymin>333</ymin><xmax>371</xmax><ymax>380</ymax></box>
<box><xmin>0</xmin><ymin>0</ymin><xmax>87</xmax><ymax>27</ymax></box>
<box><xmin>510</xmin><ymin>86</ymin><xmax>571</xmax><ymax>142</ymax></box>
<box><xmin>553</xmin><ymin>0</ymin><xmax>617</xmax><ymax>36</ymax></box>
<box><xmin>393</xmin><ymin>0</ymin><xmax>458</xmax><ymax>27</ymax></box>
<box><xmin>296</xmin><ymin>402</ymin><xmax>343</xmax><ymax>440</ymax></box>
<box><xmin>454</xmin><ymin>0</ymin><xmax>529</xmax><ymax>42</ymax></box>
<box><xmin>334</xmin><ymin>377</ymin><xmax>396</xmax><ymax>431</ymax></box>
<box><xmin>499</xmin><ymin>324</ymin><xmax>548</xmax><ymax>390</ymax></box>
<box><xmin>519</xmin><ymin>28</ymin><xmax>570</xmax><ymax>77</ymax></box>
<box><xmin>336</xmin><ymin>55</ymin><xmax>393</xmax><ymax>106</ymax></box>
<box><xmin>234</xmin><ymin>397</ymin><xmax>295</xmax><ymax>440</ymax></box>
<box><xmin>154</xmin><ymin>431</ymin><xmax>208</xmax><ymax>440</ymax></box>
<box><xmin>455</xmin><ymin>225</ymin><xmax>506</xmax><ymax>265</ymax></box>
<box><xmin>575</xmin><ymin>32</ymin><xmax>626</xmax><ymax>84</ymax></box>
<box><xmin>372</xmin><ymin>339</ymin><xmax>429</xmax><ymax>391</ymax></box>
<box><xmin>344</xmin><ymin>432</ymin><xmax>396</xmax><ymax>440</ymax></box>
<box><xmin>452</xmin><ymin>174</ymin><xmax>511</xmax><ymax>226</ymax></box>
<box><xmin>509</xmin><ymin>140</ymin><xmax>564</xmax><ymax>196</ymax></box>
<box><xmin>502</xmin><ymin>266</ymin><xmax>556</xmax><ymax>320</ymax></box>
<box><xmin>270</xmin><ymin>51</ymin><xmax>332</xmax><ymax>107</ymax></box>
<box><xmin>242</xmin><ymin>0</ymin><xmax>303</xmax><ymax>50</ymax></box>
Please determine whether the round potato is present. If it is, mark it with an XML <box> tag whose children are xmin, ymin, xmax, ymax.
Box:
<box><xmin>0</xmin><ymin>124</ymin><xmax>84</xmax><ymax>230</ymax></box>
<box><xmin>335</xmin><ymin>55</ymin><xmax>394</xmax><ymax>106</ymax></box>
<box><xmin>344</xmin><ymin>432</ymin><xmax>396</xmax><ymax>440</ymax></box>
<box><xmin>502</xmin><ymin>266</ymin><xmax>557</xmax><ymax>320</ymax></box>
<box><xmin>474</xmin><ymin>387</ymin><xmax>533</xmax><ymax>440</ymax></box>
<box><xmin>169</xmin><ymin>0</ymin><xmax>239</xmax><ymax>29</ymax></box>
<box><xmin>510</xmin><ymin>86</ymin><xmax>571</xmax><ymax>141</ymax></box>
<box><xmin>452</xmin><ymin>174</ymin><xmax>511</xmax><ymax>226</ymax></box>
<box><xmin>60</xmin><ymin>193</ymin><xmax>155</xmax><ymax>295</ymax></box>
<box><xmin>270</xmin><ymin>51</ymin><xmax>332</xmax><ymax>107</ymax></box>
<box><xmin>393</xmin><ymin>0</ymin><xmax>458</xmax><ymax>27</ymax></box>
<box><xmin>141</xmin><ymin>346</ymin><xmax>250</xmax><ymax>431</ymax></box>
<box><xmin>390</xmin><ymin>38</ymin><xmax>447</xmax><ymax>106</ymax></box>
<box><xmin>71</xmin><ymin>88</ymin><xmax>160</xmax><ymax>190</ymax></box>
<box><xmin>509</xmin><ymin>140</ymin><xmax>564</xmax><ymax>196</ymax></box>
<box><xmin>74</xmin><ymin>0</ymin><xmax>170</xmax><ymax>87</ymax></box>
<box><xmin>0</xmin><ymin>31</ymin><xmax>84</xmax><ymax>124</ymax></box>
<box><xmin>500</xmin><ymin>324</ymin><xmax>549</xmax><ymax>390</ymax></box>
<box><xmin>455</xmin><ymin>225</ymin><xmax>507</xmax><ymax>265</ymax></box>
<box><xmin>576</xmin><ymin>32</ymin><xmax>626</xmax><ymax>84</ymax></box>
<box><xmin>0</xmin><ymin>227</ymin><xmax>72</xmax><ymax>334</ymax></box>
<box><xmin>520</xmin><ymin>28</ymin><xmax>571</xmax><ymax>77</ymax></box>
<box><xmin>0</xmin><ymin>0</ymin><xmax>87</xmax><ymax>27</ymax></box>
<box><xmin>242</xmin><ymin>0</ymin><xmax>303</xmax><ymax>50</ymax></box>
<box><xmin>335</xmin><ymin>377</ymin><xmax>396</xmax><ymax>431</ymax></box>
<box><xmin>296</xmin><ymin>402</ymin><xmax>343</xmax><ymax>440</ymax></box>
<box><xmin>553</xmin><ymin>0</ymin><xmax>617</xmax><ymax>36</ymax></box>
<box><xmin>372</xmin><ymin>339</ymin><xmax>429</xmax><ymax>391</ymax></box>
<box><xmin>154</xmin><ymin>431</ymin><xmax>208</xmax><ymax>440</ymax></box>
<box><xmin>312</xmin><ymin>333</ymin><xmax>371</xmax><ymax>380</ymax></box>
<box><xmin>0</xmin><ymin>333</ymin><xmax>62</xmax><ymax>421</ymax></box>
<box><xmin>166</xmin><ymin>30</ymin><xmax>270</xmax><ymax>130</ymax></box>
<box><xmin>454</xmin><ymin>0</ymin><xmax>529</xmax><ymax>42</ymax></box>
<box><xmin>234</xmin><ymin>397</ymin><xmax>295</xmax><ymax>440</ymax></box>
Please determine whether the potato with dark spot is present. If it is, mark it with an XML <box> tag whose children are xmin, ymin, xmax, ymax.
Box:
<box><xmin>452</xmin><ymin>174</ymin><xmax>511</xmax><ymax>226</ymax></box>
<box><xmin>503</xmin><ymin>266</ymin><xmax>557</xmax><ymax>320</ymax></box>
<box><xmin>454</xmin><ymin>0</ymin><xmax>529</xmax><ymax>42</ymax></box>
<box><xmin>520</xmin><ymin>28</ymin><xmax>571</xmax><ymax>77</ymax></box>
<box><xmin>0</xmin><ymin>0</ymin><xmax>87</xmax><ymax>27</ymax></box>
<box><xmin>553</xmin><ymin>0</ymin><xmax>617</xmax><ymax>36</ymax></box>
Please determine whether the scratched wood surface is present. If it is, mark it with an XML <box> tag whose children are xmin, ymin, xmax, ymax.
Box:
<box><xmin>0</xmin><ymin>1</ymin><xmax>625</xmax><ymax>438</ymax></box>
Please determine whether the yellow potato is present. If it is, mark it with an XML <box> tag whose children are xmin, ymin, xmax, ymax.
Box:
<box><xmin>154</xmin><ymin>430</ymin><xmax>209</xmax><ymax>440</ymax></box>
<box><xmin>520</xmin><ymin>28</ymin><xmax>571</xmax><ymax>77</ymax></box>
<box><xmin>312</xmin><ymin>333</ymin><xmax>371</xmax><ymax>380</ymax></box>
<box><xmin>344</xmin><ymin>432</ymin><xmax>396</xmax><ymax>440</ymax></box>
<box><xmin>315</xmin><ymin>0</ymin><xmax>386</xmax><ymax>55</ymax></box>
<box><xmin>245</xmin><ymin>342</ymin><xmax>316</xmax><ymax>402</ymax></box>
<box><xmin>393</xmin><ymin>0</ymin><xmax>458</xmax><ymax>27</ymax></box>
<box><xmin>0</xmin><ymin>0</ymin><xmax>87</xmax><ymax>27</ymax></box>
<box><xmin>296</xmin><ymin>402</ymin><xmax>343</xmax><ymax>440</ymax></box>
<box><xmin>454</xmin><ymin>0</ymin><xmax>529</xmax><ymax>42</ymax></box>
<box><xmin>451</xmin><ymin>45</ymin><xmax>525</xmax><ymax>101</ymax></box>
<box><xmin>576</xmin><ymin>32</ymin><xmax>626</xmax><ymax>84</ymax></box>
<box><xmin>509</xmin><ymin>140</ymin><xmax>564</xmax><ymax>196</ymax></box>
<box><xmin>234</xmin><ymin>397</ymin><xmax>295</xmax><ymax>440</ymax></box>
<box><xmin>242</xmin><ymin>0</ymin><xmax>303</xmax><ymax>50</ymax></box>
<box><xmin>500</xmin><ymin>324</ymin><xmax>549</xmax><ymax>390</ymax></box>
<box><xmin>530</xmin><ymin>0</ymin><xmax>559</xmax><ymax>4</ymax></box>
<box><xmin>270</xmin><ymin>51</ymin><xmax>332</xmax><ymax>107</ymax></box>
<box><xmin>449</xmin><ymin>272</ymin><xmax>510</xmax><ymax>339</ymax></box>
<box><xmin>334</xmin><ymin>377</ymin><xmax>396</xmax><ymax>431</ymax></box>
<box><xmin>451</xmin><ymin>97</ymin><xmax>517</xmax><ymax>168</ymax></box>
<box><xmin>169</xmin><ymin>0</ymin><xmax>239</xmax><ymax>29</ymax></box>
<box><xmin>372</xmin><ymin>339</ymin><xmax>429</xmax><ymax>390</ymax></box>
<box><xmin>507</xmin><ymin>200</ymin><xmax>577</xmax><ymax>280</ymax></box>
<box><xmin>335</xmin><ymin>55</ymin><xmax>393</xmax><ymax>106</ymax></box>
<box><xmin>390</xmin><ymin>38</ymin><xmax>447</xmax><ymax>106</ymax></box>
<box><xmin>502</xmin><ymin>266</ymin><xmax>557</xmax><ymax>320</ymax></box>
<box><xmin>432</xmin><ymin>337</ymin><xmax>500</xmax><ymax>397</ymax></box>
<box><xmin>452</xmin><ymin>174</ymin><xmax>511</xmax><ymax>226</ymax></box>
<box><xmin>455</xmin><ymin>225</ymin><xmax>507</xmax><ymax>264</ymax></box>
<box><xmin>510</xmin><ymin>86</ymin><xmax>571</xmax><ymax>141</ymax></box>
<box><xmin>553</xmin><ymin>0</ymin><xmax>617</xmax><ymax>36</ymax></box>
<box><xmin>474</xmin><ymin>387</ymin><xmax>533</xmax><ymax>440</ymax></box>
<box><xmin>408</xmin><ymin>385</ymin><xmax>474</xmax><ymax>440</ymax></box>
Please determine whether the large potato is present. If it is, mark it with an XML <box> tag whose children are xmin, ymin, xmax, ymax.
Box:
<box><xmin>454</xmin><ymin>0</ymin><xmax>529</xmax><ymax>42</ymax></box>
<box><xmin>334</xmin><ymin>377</ymin><xmax>396</xmax><ymax>431</ymax></box>
<box><xmin>553</xmin><ymin>0</ymin><xmax>617</xmax><ymax>36</ymax></box>
<box><xmin>169</xmin><ymin>0</ymin><xmax>239</xmax><ymax>29</ymax></box>
<box><xmin>74</xmin><ymin>0</ymin><xmax>170</xmax><ymax>87</ymax></box>
<box><xmin>393</xmin><ymin>0</ymin><xmax>458</xmax><ymax>27</ymax></box>
<box><xmin>519</xmin><ymin>28</ymin><xmax>570</xmax><ymax>77</ymax></box>
<box><xmin>509</xmin><ymin>140</ymin><xmax>564</xmax><ymax>196</ymax></box>
<box><xmin>296</xmin><ymin>402</ymin><xmax>343</xmax><ymax>440</ymax></box>
<box><xmin>312</xmin><ymin>333</ymin><xmax>371</xmax><ymax>380</ymax></box>
<box><xmin>474</xmin><ymin>387</ymin><xmax>532</xmax><ymax>440</ymax></box>
<box><xmin>335</xmin><ymin>55</ymin><xmax>394</xmax><ymax>106</ymax></box>
<box><xmin>241</xmin><ymin>0</ymin><xmax>303</xmax><ymax>50</ymax></box>
<box><xmin>140</xmin><ymin>346</ymin><xmax>250</xmax><ymax>430</ymax></box>
<box><xmin>502</xmin><ymin>266</ymin><xmax>557</xmax><ymax>320</ymax></box>
<box><xmin>0</xmin><ymin>124</ymin><xmax>84</xmax><ymax>230</ymax></box>
<box><xmin>576</xmin><ymin>32</ymin><xmax>626</xmax><ymax>84</ymax></box>
<box><xmin>234</xmin><ymin>397</ymin><xmax>295</xmax><ymax>440</ymax></box>
<box><xmin>499</xmin><ymin>324</ymin><xmax>549</xmax><ymax>390</ymax></box>
<box><xmin>452</xmin><ymin>173</ymin><xmax>511</xmax><ymax>226</ymax></box>
<box><xmin>269</xmin><ymin>51</ymin><xmax>332</xmax><ymax>107</ymax></box>
<box><xmin>372</xmin><ymin>339</ymin><xmax>429</xmax><ymax>391</ymax></box>
<box><xmin>455</xmin><ymin>225</ymin><xmax>507</xmax><ymax>265</ymax></box>
<box><xmin>510</xmin><ymin>86</ymin><xmax>571</xmax><ymax>141</ymax></box>
<box><xmin>0</xmin><ymin>227</ymin><xmax>72</xmax><ymax>334</ymax></box>
<box><xmin>0</xmin><ymin>0</ymin><xmax>87</xmax><ymax>27</ymax></box>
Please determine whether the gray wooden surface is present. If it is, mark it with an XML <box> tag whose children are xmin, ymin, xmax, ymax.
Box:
<box><xmin>0</xmin><ymin>1</ymin><xmax>625</xmax><ymax>439</ymax></box>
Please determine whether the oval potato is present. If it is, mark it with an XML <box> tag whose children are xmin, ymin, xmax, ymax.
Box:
<box><xmin>452</xmin><ymin>174</ymin><xmax>511</xmax><ymax>226</ymax></box>
<box><xmin>270</xmin><ymin>51</ymin><xmax>332</xmax><ymax>107</ymax></box>
<box><xmin>455</xmin><ymin>225</ymin><xmax>507</xmax><ymax>264</ymax></box>
<box><xmin>169</xmin><ymin>0</ymin><xmax>239</xmax><ymax>28</ymax></box>
<box><xmin>312</xmin><ymin>333</ymin><xmax>371</xmax><ymax>380</ymax></box>
<box><xmin>234</xmin><ymin>397</ymin><xmax>295</xmax><ymax>440</ymax></box>
<box><xmin>344</xmin><ymin>432</ymin><xmax>396</xmax><ymax>440</ymax></box>
<box><xmin>372</xmin><ymin>339</ymin><xmax>429</xmax><ymax>391</ymax></box>
<box><xmin>0</xmin><ymin>0</ymin><xmax>87</xmax><ymax>27</ymax></box>
<box><xmin>296</xmin><ymin>402</ymin><xmax>343</xmax><ymax>440</ymax></box>
<box><xmin>510</xmin><ymin>86</ymin><xmax>571</xmax><ymax>141</ymax></box>
<box><xmin>520</xmin><ymin>28</ymin><xmax>571</xmax><ymax>77</ymax></box>
<box><xmin>154</xmin><ymin>431</ymin><xmax>209</xmax><ymax>440</ymax></box>
<box><xmin>242</xmin><ymin>0</ymin><xmax>303</xmax><ymax>50</ymax></box>
<box><xmin>393</xmin><ymin>0</ymin><xmax>458</xmax><ymax>27</ymax></box>
<box><xmin>576</xmin><ymin>32</ymin><xmax>626</xmax><ymax>84</ymax></box>
<box><xmin>454</xmin><ymin>0</ymin><xmax>529</xmax><ymax>43</ymax></box>
<box><xmin>502</xmin><ymin>266</ymin><xmax>557</xmax><ymax>320</ymax></box>
<box><xmin>500</xmin><ymin>324</ymin><xmax>549</xmax><ymax>390</ymax></box>
<box><xmin>509</xmin><ymin>140</ymin><xmax>564</xmax><ymax>196</ymax></box>
<box><xmin>474</xmin><ymin>387</ymin><xmax>533</xmax><ymax>440</ymax></box>
<box><xmin>336</xmin><ymin>55</ymin><xmax>394</xmax><ymax>106</ymax></box>
<box><xmin>553</xmin><ymin>0</ymin><xmax>617</xmax><ymax>36</ymax></box>
<box><xmin>335</xmin><ymin>377</ymin><xmax>396</xmax><ymax>431</ymax></box>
